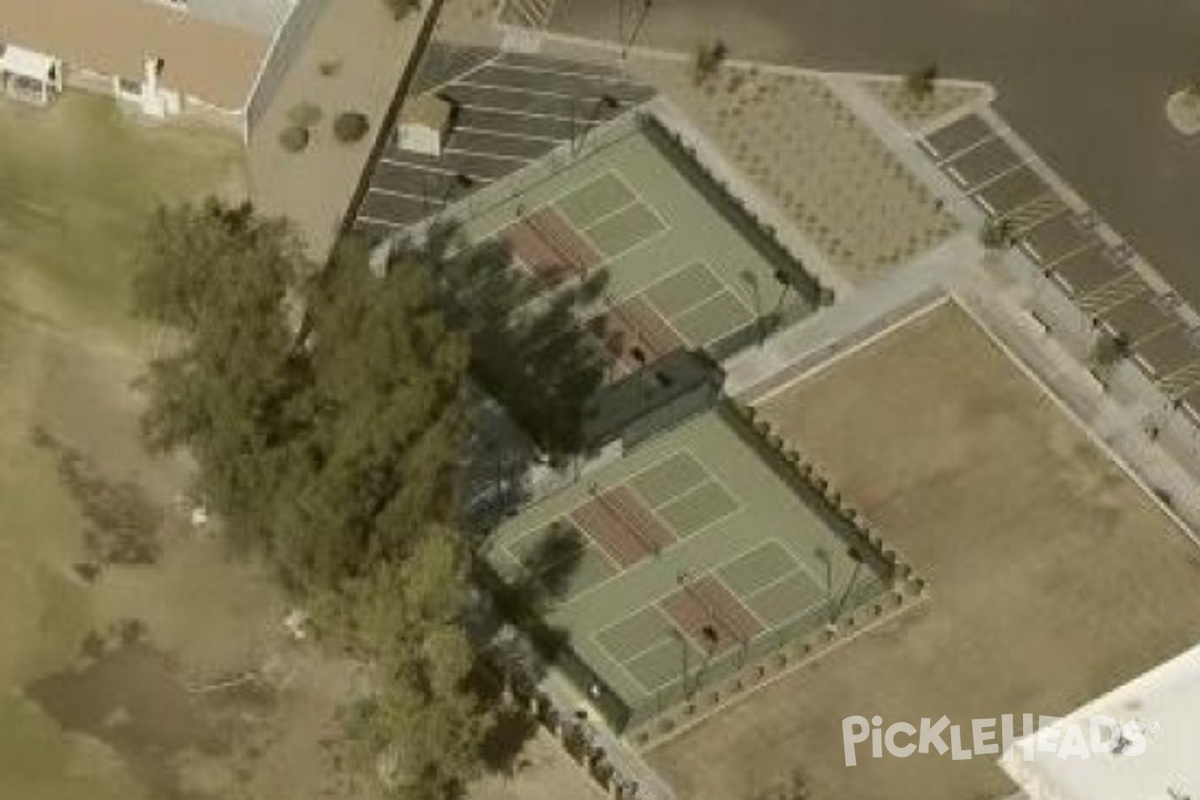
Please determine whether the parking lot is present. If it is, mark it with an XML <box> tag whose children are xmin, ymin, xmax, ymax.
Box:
<box><xmin>352</xmin><ymin>45</ymin><xmax>655</xmax><ymax>239</ymax></box>
<box><xmin>920</xmin><ymin>112</ymin><xmax>1200</xmax><ymax>415</ymax></box>
<box><xmin>540</xmin><ymin>0</ymin><xmax>1200</xmax><ymax>311</ymax></box>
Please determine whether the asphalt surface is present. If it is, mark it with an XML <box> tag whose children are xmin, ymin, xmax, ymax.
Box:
<box><xmin>547</xmin><ymin>0</ymin><xmax>1200</xmax><ymax>308</ymax></box>
<box><xmin>353</xmin><ymin>44</ymin><xmax>654</xmax><ymax>239</ymax></box>
<box><xmin>919</xmin><ymin>111</ymin><xmax>1200</xmax><ymax>394</ymax></box>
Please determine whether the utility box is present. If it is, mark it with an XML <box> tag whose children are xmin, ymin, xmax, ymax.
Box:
<box><xmin>397</xmin><ymin>92</ymin><xmax>452</xmax><ymax>157</ymax></box>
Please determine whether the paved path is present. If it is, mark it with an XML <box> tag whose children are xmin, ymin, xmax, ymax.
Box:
<box><xmin>542</xmin><ymin>0</ymin><xmax>1200</xmax><ymax>311</ymax></box>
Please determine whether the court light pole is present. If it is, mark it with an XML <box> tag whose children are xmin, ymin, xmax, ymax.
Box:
<box><xmin>571</xmin><ymin>93</ymin><xmax>619</xmax><ymax>155</ymax></box>
<box><xmin>672</xmin><ymin>628</ymin><xmax>693</xmax><ymax>700</ymax></box>
<box><xmin>831</xmin><ymin>549</ymin><xmax>866</xmax><ymax>624</ymax></box>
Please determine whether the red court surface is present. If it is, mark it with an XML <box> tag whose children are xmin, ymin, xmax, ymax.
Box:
<box><xmin>571</xmin><ymin>485</ymin><xmax>676</xmax><ymax>567</ymax></box>
<box><xmin>660</xmin><ymin>575</ymin><xmax>764</xmax><ymax>654</ymax></box>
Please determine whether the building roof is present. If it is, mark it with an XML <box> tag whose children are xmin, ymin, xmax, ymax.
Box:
<box><xmin>582</xmin><ymin>349</ymin><xmax>723</xmax><ymax>451</ymax></box>
<box><xmin>399</xmin><ymin>92</ymin><xmax>452</xmax><ymax>131</ymax></box>
<box><xmin>0</xmin><ymin>44</ymin><xmax>58</xmax><ymax>80</ymax></box>
<box><xmin>1001</xmin><ymin>642</ymin><xmax>1200</xmax><ymax>800</ymax></box>
<box><xmin>177</xmin><ymin>0</ymin><xmax>296</xmax><ymax>37</ymax></box>
<box><xmin>0</xmin><ymin>0</ymin><xmax>272</xmax><ymax>110</ymax></box>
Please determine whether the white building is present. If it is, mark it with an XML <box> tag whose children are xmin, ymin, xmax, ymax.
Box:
<box><xmin>1002</xmin><ymin>642</ymin><xmax>1200</xmax><ymax>800</ymax></box>
<box><xmin>0</xmin><ymin>0</ymin><xmax>324</xmax><ymax>139</ymax></box>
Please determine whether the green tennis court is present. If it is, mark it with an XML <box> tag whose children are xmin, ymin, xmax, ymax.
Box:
<box><xmin>484</xmin><ymin>404</ymin><xmax>891</xmax><ymax>730</ymax></box>
<box><xmin>447</xmin><ymin>113</ymin><xmax>821</xmax><ymax>366</ymax></box>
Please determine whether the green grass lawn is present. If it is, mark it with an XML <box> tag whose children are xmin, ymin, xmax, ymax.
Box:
<box><xmin>0</xmin><ymin>92</ymin><xmax>245</xmax><ymax>800</ymax></box>
<box><xmin>0</xmin><ymin>93</ymin><xmax>244</xmax><ymax>339</ymax></box>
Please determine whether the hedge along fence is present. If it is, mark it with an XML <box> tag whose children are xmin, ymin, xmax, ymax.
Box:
<box><xmin>637</xmin><ymin>112</ymin><xmax>831</xmax><ymax>313</ymax></box>
<box><xmin>725</xmin><ymin>398</ymin><xmax>918</xmax><ymax>594</ymax></box>
<box><xmin>498</xmin><ymin>664</ymin><xmax>646</xmax><ymax>799</ymax></box>
<box><xmin>626</xmin><ymin>566</ymin><xmax>930</xmax><ymax>749</ymax></box>
<box><xmin>618</xmin><ymin>401</ymin><xmax>931</xmax><ymax>748</ymax></box>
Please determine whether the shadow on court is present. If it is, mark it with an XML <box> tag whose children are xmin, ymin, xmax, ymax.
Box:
<box><xmin>417</xmin><ymin>220</ymin><xmax>612</xmax><ymax>463</ymax></box>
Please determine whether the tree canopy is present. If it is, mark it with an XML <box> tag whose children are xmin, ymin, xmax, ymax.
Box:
<box><xmin>419</xmin><ymin>224</ymin><xmax>608</xmax><ymax>459</ymax></box>
<box><xmin>133</xmin><ymin>200</ymin><xmax>490</xmax><ymax>798</ymax></box>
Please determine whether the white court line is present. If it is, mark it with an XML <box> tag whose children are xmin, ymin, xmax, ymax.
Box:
<box><xmin>501</xmin><ymin>515</ymin><xmax>621</xmax><ymax>576</ymax></box>
<box><xmin>603</xmin><ymin>634</ymin><xmax>698</xmax><ymax>697</ymax></box>
<box><xmin>460</xmin><ymin>167</ymin><xmax>628</xmax><ymax>262</ymax></box>
<box><xmin>596</xmin><ymin>165</ymin><xmax>671</xmax><ymax>236</ymax></box>
<box><xmin>547</xmin><ymin>169</ymin><xmax>641</xmax><ymax>232</ymax></box>
<box><xmin>671</xmin><ymin>287</ymin><xmax>760</xmax><ymax>348</ymax></box>
<box><xmin>714</xmin><ymin>538</ymin><xmax>798</xmax><ymax>594</ymax></box>
<box><xmin>570</xmin><ymin>195</ymin><xmax>639</xmax><ymax>233</ymax></box>
<box><xmin>736</xmin><ymin>563</ymin><xmax>804</xmax><ymax>605</ymax></box>
<box><xmin>635</xmin><ymin>260</ymin><xmax>722</xmax><ymax>316</ymax></box>
<box><xmin>669</xmin><ymin>286</ymin><xmax>743</xmax><ymax>323</ymax></box>
<box><xmin>709</xmin><ymin>569</ymin><xmax>771</xmax><ymax>632</ymax></box>
<box><xmin>627</xmin><ymin>444</ymin><xmax>745</xmax><ymax>540</ymax></box>
<box><xmin>622</xmin><ymin>449</ymin><xmax>708</xmax><ymax>511</ymax></box>
<box><xmin>653</xmin><ymin>480</ymin><xmax>743</xmax><ymax>541</ymax></box>
<box><xmin>738</xmin><ymin>551</ymin><xmax>825</xmax><ymax>608</ymax></box>
<box><xmin>590</xmin><ymin>217</ymin><xmax>671</xmax><ymax>279</ymax></box>
<box><xmin>750</xmin><ymin>294</ymin><xmax>952</xmax><ymax>406</ymax></box>
<box><xmin>591</xmin><ymin>607</ymin><xmax>684</xmax><ymax>669</ymax></box>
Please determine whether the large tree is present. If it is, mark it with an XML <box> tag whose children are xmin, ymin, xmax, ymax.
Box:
<box><xmin>419</xmin><ymin>224</ymin><xmax>608</xmax><ymax>458</ymax></box>
<box><xmin>134</xmin><ymin>206</ymin><xmax>470</xmax><ymax>592</ymax></box>
<box><xmin>315</xmin><ymin>531</ymin><xmax>491</xmax><ymax>800</ymax></box>
<box><xmin>133</xmin><ymin>201</ymin><xmax>492</xmax><ymax>797</ymax></box>
<box><xmin>133</xmin><ymin>199</ymin><xmax>311</xmax><ymax>556</ymax></box>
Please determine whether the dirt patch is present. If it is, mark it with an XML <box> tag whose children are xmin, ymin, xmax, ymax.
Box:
<box><xmin>28</xmin><ymin>634</ymin><xmax>241</xmax><ymax>800</ymax></box>
<box><xmin>647</xmin><ymin>302</ymin><xmax>1200</xmax><ymax>800</ymax></box>
<box><xmin>468</xmin><ymin>728</ymin><xmax>607</xmax><ymax>800</ymax></box>
<box><xmin>32</xmin><ymin>426</ymin><xmax>164</xmax><ymax>567</ymax></box>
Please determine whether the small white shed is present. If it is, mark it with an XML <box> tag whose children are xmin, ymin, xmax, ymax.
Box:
<box><xmin>0</xmin><ymin>43</ymin><xmax>63</xmax><ymax>105</ymax></box>
<box><xmin>397</xmin><ymin>92</ymin><xmax>452</xmax><ymax>157</ymax></box>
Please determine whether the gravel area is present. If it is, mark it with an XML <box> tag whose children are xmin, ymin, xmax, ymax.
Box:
<box><xmin>627</xmin><ymin>56</ymin><xmax>960</xmax><ymax>285</ymax></box>
<box><xmin>858</xmin><ymin>76</ymin><xmax>990</xmax><ymax>133</ymax></box>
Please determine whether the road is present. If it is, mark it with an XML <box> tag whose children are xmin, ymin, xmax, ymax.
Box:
<box><xmin>547</xmin><ymin>0</ymin><xmax>1200</xmax><ymax>307</ymax></box>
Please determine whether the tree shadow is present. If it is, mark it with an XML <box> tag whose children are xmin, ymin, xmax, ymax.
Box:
<box><xmin>522</xmin><ymin>520</ymin><xmax>586</xmax><ymax>603</ymax></box>
<box><xmin>407</xmin><ymin>220</ymin><xmax>612</xmax><ymax>461</ymax></box>
<box><xmin>477</xmin><ymin>705</ymin><xmax>541</xmax><ymax>777</ymax></box>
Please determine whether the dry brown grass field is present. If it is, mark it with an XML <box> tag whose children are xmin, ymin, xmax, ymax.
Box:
<box><xmin>646</xmin><ymin>301</ymin><xmax>1200</xmax><ymax>800</ymax></box>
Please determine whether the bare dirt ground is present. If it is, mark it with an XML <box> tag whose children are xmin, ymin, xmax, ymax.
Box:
<box><xmin>469</xmin><ymin>728</ymin><xmax>607</xmax><ymax>800</ymax></box>
<box><xmin>646</xmin><ymin>301</ymin><xmax>1200</xmax><ymax>800</ymax></box>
